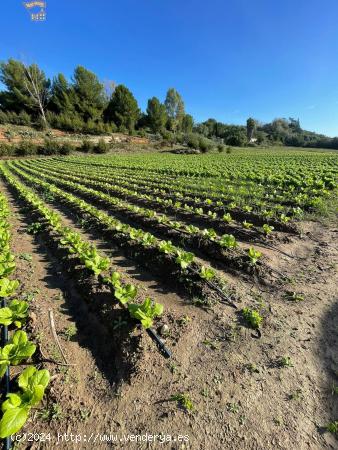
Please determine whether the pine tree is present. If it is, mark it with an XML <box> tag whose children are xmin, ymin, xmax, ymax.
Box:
<box><xmin>146</xmin><ymin>97</ymin><xmax>167</xmax><ymax>133</ymax></box>
<box><xmin>104</xmin><ymin>85</ymin><xmax>140</xmax><ymax>131</ymax></box>
<box><xmin>72</xmin><ymin>66</ymin><xmax>106</xmax><ymax>122</ymax></box>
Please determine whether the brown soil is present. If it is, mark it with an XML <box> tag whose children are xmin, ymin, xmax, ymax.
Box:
<box><xmin>1</xmin><ymin>176</ymin><xmax>338</xmax><ymax>450</ymax></box>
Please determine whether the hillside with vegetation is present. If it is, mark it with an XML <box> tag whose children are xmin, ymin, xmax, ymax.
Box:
<box><xmin>0</xmin><ymin>59</ymin><xmax>337</xmax><ymax>158</ymax></box>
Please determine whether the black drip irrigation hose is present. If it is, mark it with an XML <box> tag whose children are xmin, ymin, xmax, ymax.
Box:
<box><xmin>1</xmin><ymin>298</ymin><xmax>11</xmax><ymax>450</ymax></box>
<box><xmin>190</xmin><ymin>267</ymin><xmax>238</xmax><ymax>309</ymax></box>
<box><xmin>259</xmin><ymin>262</ymin><xmax>287</xmax><ymax>280</ymax></box>
<box><xmin>146</xmin><ymin>328</ymin><xmax>172</xmax><ymax>358</ymax></box>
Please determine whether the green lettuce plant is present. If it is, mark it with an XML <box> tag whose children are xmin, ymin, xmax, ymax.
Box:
<box><xmin>0</xmin><ymin>366</ymin><xmax>50</xmax><ymax>438</ymax></box>
<box><xmin>200</xmin><ymin>266</ymin><xmax>216</xmax><ymax>281</ymax></box>
<box><xmin>0</xmin><ymin>300</ymin><xmax>29</xmax><ymax>328</ymax></box>
<box><xmin>128</xmin><ymin>298</ymin><xmax>163</xmax><ymax>329</ymax></box>
<box><xmin>0</xmin><ymin>331</ymin><xmax>36</xmax><ymax>377</ymax></box>
<box><xmin>0</xmin><ymin>278</ymin><xmax>19</xmax><ymax>298</ymax></box>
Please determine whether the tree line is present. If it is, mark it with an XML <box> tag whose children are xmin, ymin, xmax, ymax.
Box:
<box><xmin>196</xmin><ymin>117</ymin><xmax>338</xmax><ymax>149</ymax></box>
<box><xmin>0</xmin><ymin>59</ymin><xmax>193</xmax><ymax>136</ymax></box>
<box><xmin>0</xmin><ymin>58</ymin><xmax>337</xmax><ymax>150</ymax></box>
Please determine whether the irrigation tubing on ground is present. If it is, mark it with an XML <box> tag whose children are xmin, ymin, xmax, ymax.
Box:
<box><xmin>190</xmin><ymin>267</ymin><xmax>238</xmax><ymax>309</ymax></box>
<box><xmin>146</xmin><ymin>328</ymin><xmax>172</xmax><ymax>358</ymax></box>
<box><xmin>1</xmin><ymin>298</ymin><xmax>12</xmax><ymax>450</ymax></box>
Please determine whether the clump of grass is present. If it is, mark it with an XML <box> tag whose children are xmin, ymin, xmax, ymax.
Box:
<box><xmin>279</xmin><ymin>356</ymin><xmax>293</xmax><ymax>368</ymax></box>
<box><xmin>226</xmin><ymin>402</ymin><xmax>240</xmax><ymax>414</ymax></box>
<box><xmin>283</xmin><ymin>291</ymin><xmax>304</xmax><ymax>302</ymax></box>
<box><xmin>326</xmin><ymin>421</ymin><xmax>338</xmax><ymax>434</ymax></box>
<box><xmin>62</xmin><ymin>324</ymin><xmax>77</xmax><ymax>341</ymax></box>
<box><xmin>246</xmin><ymin>363</ymin><xmax>259</xmax><ymax>374</ymax></box>
<box><xmin>38</xmin><ymin>403</ymin><xmax>64</xmax><ymax>422</ymax></box>
<box><xmin>289</xmin><ymin>389</ymin><xmax>303</xmax><ymax>401</ymax></box>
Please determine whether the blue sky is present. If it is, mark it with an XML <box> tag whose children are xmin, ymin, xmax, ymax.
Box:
<box><xmin>1</xmin><ymin>0</ymin><xmax>338</xmax><ymax>136</ymax></box>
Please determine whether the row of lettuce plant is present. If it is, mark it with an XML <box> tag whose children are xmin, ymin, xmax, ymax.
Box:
<box><xmin>0</xmin><ymin>190</ymin><xmax>50</xmax><ymax>440</ymax></box>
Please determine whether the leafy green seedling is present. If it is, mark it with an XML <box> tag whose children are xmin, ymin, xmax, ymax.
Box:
<box><xmin>177</xmin><ymin>315</ymin><xmax>191</xmax><ymax>326</ymax></box>
<box><xmin>0</xmin><ymin>366</ymin><xmax>50</xmax><ymax>438</ymax></box>
<box><xmin>241</xmin><ymin>307</ymin><xmax>263</xmax><ymax>329</ymax></box>
<box><xmin>0</xmin><ymin>278</ymin><xmax>19</xmax><ymax>298</ymax></box>
<box><xmin>226</xmin><ymin>402</ymin><xmax>240</xmax><ymax>414</ymax></box>
<box><xmin>83</xmin><ymin>250</ymin><xmax>110</xmax><ymax>276</ymax></box>
<box><xmin>326</xmin><ymin>421</ymin><xmax>338</xmax><ymax>434</ymax></box>
<box><xmin>262</xmin><ymin>224</ymin><xmax>274</xmax><ymax>235</ymax></box>
<box><xmin>0</xmin><ymin>252</ymin><xmax>16</xmax><ymax>277</ymax></box>
<box><xmin>283</xmin><ymin>291</ymin><xmax>304</xmax><ymax>302</ymax></box>
<box><xmin>242</xmin><ymin>221</ymin><xmax>253</xmax><ymax>230</ymax></box>
<box><xmin>27</xmin><ymin>222</ymin><xmax>43</xmax><ymax>235</ymax></box>
<box><xmin>280</xmin><ymin>356</ymin><xmax>293</xmax><ymax>368</ymax></box>
<box><xmin>63</xmin><ymin>324</ymin><xmax>77</xmax><ymax>341</ymax></box>
<box><xmin>247</xmin><ymin>247</ymin><xmax>262</xmax><ymax>265</ymax></box>
<box><xmin>0</xmin><ymin>330</ymin><xmax>36</xmax><ymax>377</ymax></box>
<box><xmin>280</xmin><ymin>214</ymin><xmax>290</xmax><ymax>224</ymax></box>
<box><xmin>222</xmin><ymin>213</ymin><xmax>233</xmax><ymax>223</ymax></box>
<box><xmin>128</xmin><ymin>298</ymin><xmax>163</xmax><ymax>329</ymax></box>
<box><xmin>200</xmin><ymin>266</ymin><xmax>215</xmax><ymax>281</ymax></box>
<box><xmin>220</xmin><ymin>234</ymin><xmax>237</xmax><ymax>249</ymax></box>
<box><xmin>115</xmin><ymin>284</ymin><xmax>138</xmax><ymax>305</ymax></box>
<box><xmin>0</xmin><ymin>300</ymin><xmax>29</xmax><ymax>328</ymax></box>
<box><xmin>175</xmin><ymin>250</ymin><xmax>194</xmax><ymax>270</ymax></box>
<box><xmin>159</xmin><ymin>240</ymin><xmax>176</xmax><ymax>255</ymax></box>
<box><xmin>170</xmin><ymin>393</ymin><xmax>194</xmax><ymax>412</ymax></box>
<box><xmin>38</xmin><ymin>402</ymin><xmax>64</xmax><ymax>422</ymax></box>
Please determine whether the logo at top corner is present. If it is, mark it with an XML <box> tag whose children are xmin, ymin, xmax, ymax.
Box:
<box><xmin>23</xmin><ymin>1</ymin><xmax>47</xmax><ymax>21</ymax></box>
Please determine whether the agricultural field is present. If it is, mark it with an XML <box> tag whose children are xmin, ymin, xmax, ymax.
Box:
<box><xmin>0</xmin><ymin>148</ymin><xmax>337</xmax><ymax>449</ymax></box>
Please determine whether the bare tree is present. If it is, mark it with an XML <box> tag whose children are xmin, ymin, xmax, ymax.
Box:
<box><xmin>23</xmin><ymin>63</ymin><xmax>50</xmax><ymax>127</ymax></box>
<box><xmin>103</xmin><ymin>79</ymin><xmax>117</xmax><ymax>100</ymax></box>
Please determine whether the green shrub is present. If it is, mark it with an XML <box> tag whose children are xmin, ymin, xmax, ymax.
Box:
<box><xmin>118</xmin><ymin>125</ymin><xmax>128</xmax><ymax>134</ymax></box>
<box><xmin>186</xmin><ymin>133</ymin><xmax>199</xmax><ymax>149</ymax></box>
<box><xmin>137</xmin><ymin>129</ymin><xmax>147</xmax><ymax>138</ymax></box>
<box><xmin>80</xmin><ymin>139</ymin><xmax>95</xmax><ymax>153</ymax></box>
<box><xmin>94</xmin><ymin>139</ymin><xmax>110</xmax><ymax>154</ymax></box>
<box><xmin>17</xmin><ymin>111</ymin><xmax>32</xmax><ymax>126</ymax></box>
<box><xmin>0</xmin><ymin>111</ymin><xmax>8</xmax><ymax>124</ymax></box>
<box><xmin>58</xmin><ymin>141</ymin><xmax>75</xmax><ymax>155</ymax></box>
<box><xmin>0</xmin><ymin>110</ymin><xmax>32</xmax><ymax>126</ymax></box>
<box><xmin>198</xmin><ymin>137</ymin><xmax>212</xmax><ymax>153</ymax></box>
<box><xmin>38</xmin><ymin>139</ymin><xmax>59</xmax><ymax>155</ymax></box>
<box><xmin>161</xmin><ymin>130</ymin><xmax>176</xmax><ymax>146</ymax></box>
<box><xmin>0</xmin><ymin>143</ymin><xmax>14</xmax><ymax>157</ymax></box>
<box><xmin>15</xmin><ymin>140</ymin><xmax>38</xmax><ymax>156</ymax></box>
